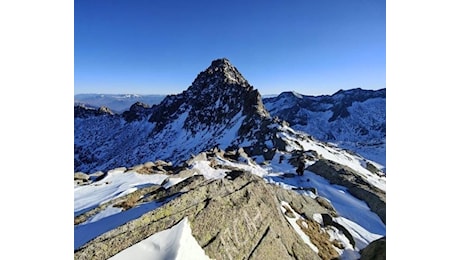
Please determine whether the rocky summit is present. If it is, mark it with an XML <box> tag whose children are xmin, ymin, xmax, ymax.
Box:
<box><xmin>75</xmin><ymin>58</ymin><xmax>285</xmax><ymax>173</ymax></box>
<box><xmin>74</xmin><ymin>58</ymin><xmax>386</xmax><ymax>260</ymax></box>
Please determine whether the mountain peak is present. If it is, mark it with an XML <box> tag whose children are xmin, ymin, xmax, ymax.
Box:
<box><xmin>210</xmin><ymin>57</ymin><xmax>232</xmax><ymax>67</ymax></box>
<box><xmin>150</xmin><ymin>58</ymin><xmax>270</xmax><ymax>132</ymax></box>
<box><xmin>191</xmin><ymin>58</ymin><xmax>248</xmax><ymax>88</ymax></box>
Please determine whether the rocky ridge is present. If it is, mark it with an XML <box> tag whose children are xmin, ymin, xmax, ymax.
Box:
<box><xmin>74</xmin><ymin>149</ymin><xmax>374</xmax><ymax>260</ymax></box>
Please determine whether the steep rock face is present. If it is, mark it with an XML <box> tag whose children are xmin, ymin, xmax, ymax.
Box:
<box><xmin>74</xmin><ymin>58</ymin><xmax>285</xmax><ymax>173</ymax></box>
<box><xmin>149</xmin><ymin>58</ymin><xmax>269</xmax><ymax>131</ymax></box>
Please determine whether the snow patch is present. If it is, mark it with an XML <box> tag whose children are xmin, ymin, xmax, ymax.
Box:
<box><xmin>190</xmin><ymin>160</ymin><xmax>228</xmax><ymax>180</ymax></box>
<box><xmin>280</xmin><ymin>201</ymin><xmax>319</xmax><ymax>254</ymax></box>
<box><xmin>108</xmin><ymin>217</ymin><xmax>210</xmax><ymax>260</ymax></box>
<box><xmin>74</xmin><ymin>171</ymin><xmax>169</xmax><ymax>215</ymax></box>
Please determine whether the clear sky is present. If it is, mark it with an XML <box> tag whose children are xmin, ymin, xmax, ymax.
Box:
<box><xmin>75</xmin><ymin>0</ymin><xmax>385</xmax><ymax>96</ymax></box>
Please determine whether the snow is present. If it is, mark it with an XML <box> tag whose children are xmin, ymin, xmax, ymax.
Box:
<box><xmin>215</xmin><ymin>111</ymin><xmax>245</xmax><ymax>148</ymax></box>
<box><xmin>280</xmin><ymin>201</ymin><xmax>319</xmax><ymax>254</ymax></box>
<box><xmin>190</xmin><ymin>160</ymin><xmax>228</xmax><ymax>180</ymax></box>
<box><xmin>334</xmin><ymin>216</ymin><xmax>382</xmax><ymax>251</ymax></box>
<box><xmin>215</xmin><ymin>156</ymin><xmax>268</xmax><ymax>178</ymax></box>
<box><xmin>108</xmin><ymin>217</ymin><xmax>210</xmax><ymax>260</ymax></box>
<box><xmin>292</xmin><ymin>91</ymin><xmax>304</xmax><ymax>99</ymax></box>
<box><xmin>74</xmin><ymin>170</ymin><xmax>169</xmax><ymax>215</ymax></box>
<box><xmin>163</xmin><ymin>177</ymin><xmax>188</xmax><ymax>189</ymax></box>
<box><xmin>75</xmin><ymin>197</ymin><xmax>179</xmax><ymax>250</ymax></box>
<box><xmin>74</xmin><ymin>168</ymin><xmax>183</xmax><ymax>250</ymax></box>
<box><xmin>83</xmin><ymin>205</ymin><xmax>122</xmax><ymax>224</ymax></box>
<box><xmin>263</xmin><ymin>155</ymin><xmax>385</xmax><ymax>236</ymax></box>
<box><xmin>75</xmin><ymin>100</ymin><xmax>386</xmax><ymax>258</ymax></box>
<box><xmin>278</xmin><ymin>125</ymin><xmax>386</xmax><ymax>192</ymax></box>
<box><xmin>312</xmin><ymin>214</ymin><xmax>360</xmax><ymax>260</ymax></box>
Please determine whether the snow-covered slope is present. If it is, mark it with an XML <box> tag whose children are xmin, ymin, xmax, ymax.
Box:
<box><xmin>263</xmin><ymin>89</ymin><xmax>386</xmax><ymax>166</ymax></box>
<box><xmin>75</xmin><ymin>58</ymin><xmax>279</xmax><ymax>173</ymax></box>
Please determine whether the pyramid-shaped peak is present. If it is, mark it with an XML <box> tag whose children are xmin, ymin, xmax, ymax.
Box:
<box><xmin>193</xmin><ymin>58</ymin><xmax>249</xmax><ymax>88</ymax></box>
<box><xmin>210</xmin><ymin>58</ymin><xmax>233</xmax><ymax>67</ymax></box>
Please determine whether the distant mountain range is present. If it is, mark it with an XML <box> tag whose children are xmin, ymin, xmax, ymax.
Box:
<box><xmin>264</xmin><ymin>89</ymin><xmax>386</xmax><ymax>166</ymax></box>
<box><xmin>74</xmin><ymin>58</ymin><xmax>386</xmax><ymax>260</ymax></box>
<box><xmin>74</xmin><ymin>94</ymin><xmax>165</xmax><ymax>113</ymax></box>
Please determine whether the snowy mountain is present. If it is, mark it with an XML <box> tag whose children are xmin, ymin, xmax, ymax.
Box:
<box><xmin>75</xmin><ymin>58</ymin><xmax>283</xmax><ymax>173</ymax></box>
<box><xmin>263</xmin><ymin>89</ymin><xmax>386</xmax><ymax>166</ymax></box>
<box><xmin>74</xmin><ymin>58</ymin><xmax>386</xmax><ymax>260</ymax></box>
<box><xmin>74</xmin><ymin>94</ymin><xmax>166</xmax><ymax>113</ymax></box>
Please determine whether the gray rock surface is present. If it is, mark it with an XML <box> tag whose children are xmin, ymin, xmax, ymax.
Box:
<box><xmin>307</xmin><ymin>159</ymin><xmax>386</xmax><ymax>224</ymax></box>
<box><xmin>75</xmin><ymin>171</ymin><xmax>339</xmax><ymax>260</ymax></box>
<box><xmin>360</xmin><ymin>236</ymin><xmax>386</xmax><ymax>260</ymax></box>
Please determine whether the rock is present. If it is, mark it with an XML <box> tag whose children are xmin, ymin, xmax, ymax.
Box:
<box><xmin>360</xmin><ymin>236</ymin><xmax>386</xmax><ymax>260</ymax></box>
<box><xmin>308</xmin><ymin>159</ymin><xmax>386</xmax><ymax>224</ymax></box>
<box><xmin>315</xmin><ymin>196</ymin><xmax>336</xmax><ymax>212</ymax></box>
<box><xmin>186</xmin><ymin>152</ymin><xmax>208</xmax><ymax>166</ymax></box>
<box><xmin>75</xmin><ymin>172</ymin><xmax>335</xmax><ymax>260</ymax></box>
<box><xmin>143</xmin><ymin>161</ymin><xmax>155</xmax><ymax>168</ymax></box>
<box><xmin>74</xmin><ymin>179</ymin><xmax>88</xmax><ymax>186</ymax></box>
<box><xmin>154</xmin><ymin>160</ymin><xmax>172</xmax><ymax>167</ymax></box>
<box><xmin>129</xmin><ymin>164</ymin><xmax>144</xmax><ymax>171</ymax></box>
<box><xmin>321</xmin><ymin>213</ymin><xmax>355</xmax><ymax>248</ymax></box>
<box><xmin>107</xmin><ymin>167</ymin><xmax>127</xmax><ymax>175</ymax></box>
<box><xmin>122</xmin><ymin>102</ymin><xmax>153</xmax><ymax>122</ymax></box>
<box><xmin>366</xmin><ymin>161</ymin><xmax>380</xmax><ymax>174</ymax></box>
<box><xmin>74</xmin><ymin>172</ymin><xmax>89</xmax><ymax>181</ymax></box>
<box><xmin>89</xmin><ymin>171</ymin><xmax>107</xmax><ymax>182</ymax></box>
<box><xmin>98</xmin><ymin>106</ymin><xmax>114</xmax><ymax>115</ymax></box>
<box><xmin>237</xmin><ymin>147</ymin><xmax>249</xmax><ymax>158</ymax></box>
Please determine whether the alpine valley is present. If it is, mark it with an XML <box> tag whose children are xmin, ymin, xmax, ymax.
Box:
<box><xmin>74</xmin><ymin>58</ymin><xmax>386</xmax><ymax>260</ymax></box>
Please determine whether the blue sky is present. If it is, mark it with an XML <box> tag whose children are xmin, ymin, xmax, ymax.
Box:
<box><xmin>75</xmin><ymin>0</ymin><xmax>385</xmax><ymax>96</ymax></box>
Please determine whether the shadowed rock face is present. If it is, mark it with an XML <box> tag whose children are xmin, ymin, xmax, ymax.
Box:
<box><xmin>122</xmin><ymin>102</ymin><xmax>154</xmax><ymax>122</ymax></box>
<box><xmin>360</xmin><ymin>236</ymin><xmax>386</xmax><ymax>260</ymax></box>
<box><xmin>149</xmin><ymin>58</ymin><xmax>270</xmax><ymax>132</ymax></box>
<box><xmin>75</xmin><ymin>171</ymin><xmax>338</xmax><ymax>260</ymax></box>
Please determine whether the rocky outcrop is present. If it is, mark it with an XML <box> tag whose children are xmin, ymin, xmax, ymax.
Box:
<box><xmin>122</xmin><ymin>102</ymin><xmax>154</xmax><ymax>122</ymax></box>
<box><xmin>307</xmin><ymin>159</ymin><xmax>386</xmax><ymax>224</ymax></box>
<box><xmin>75</xmin><ymin>171</ymin><xmax>340</xmax><ymax>260</ymax></box>
<box><xmin>360</xmin><ymin>236</ymin><xmax>386</xmax><ymax>260</ymax></box>
<box><xmin>74</xmin><ymin>104</ymin><xmax>116</xmax><ymax>118</ymax></box>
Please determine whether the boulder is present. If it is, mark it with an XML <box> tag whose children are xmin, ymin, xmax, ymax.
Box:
<box><xmin>360</xmin><ymin>236</ymin><xmax>386</xmax><ymax>260</ymax></box>
<box><xmin>74</xmin><ymin>172</ymin><xmax>89</xmax><ymax>181</ymax></box>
